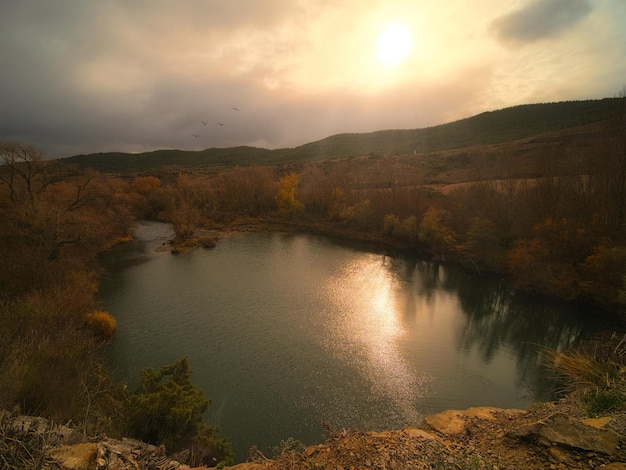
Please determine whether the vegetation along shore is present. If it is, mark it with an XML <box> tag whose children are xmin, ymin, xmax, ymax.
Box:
<box><xmin>1</xmin><ymin>97</ymin><xmax>626</xmax><ymax>468</ymax></box>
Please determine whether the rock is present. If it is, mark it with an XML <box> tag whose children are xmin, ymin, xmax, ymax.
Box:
<box><xmin>9</xmin><ymin>414</ymin><xmax>80</xmax><ymax>445</ymax></box>
<box><xmin>424</xmin><ymin>410</ymin><xmax>467</xmax><ymax>435</ymax></box>
<box><xmin>507</xmin><ymin>412</ymin><xmax>620</xmax><ymax>455</ymax></box>
<box><xmin>464</xmin><ymin>407</ymin><xmax>501</xmax><ymax>421</ymax></box>
<box><xmin>404</xmin><ymin>427</ymin><xmax>438</xmax><ymax>441</ymax></box>
<box><xmin>48</xmin><ymin>443</ymin><xmax>98</xmax><ymax>470</ymax></box>
<box><xmin>224</xmin><ymin>464</ymin><xmax>265</xmax><ymax>470</ymax></box>
<box><xmin>582</xmin><ymin>416</ymin><xmax>613</xmax><ymax>429</ymax></box>
<box><xmin>604</xmin><ymin>463</ymin><xmax>626</xmax><ymax>470</ymax></box>
<box><xmin>96</xmin><ymin>437</ymin><xmax>171</xmax><ymax>469</ymax></box>
<box><xmin>423</xmin><ymin>407</ymin><xmax>519</xmax><ymax>436</ymax></box>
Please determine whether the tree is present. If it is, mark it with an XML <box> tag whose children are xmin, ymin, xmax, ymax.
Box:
<box><xmin>212</xmin><ymin>166</ymin><xmax>277</xmax><ymax>217</ymax></box>
<box><xmin>126</xmin><ymin>357</ymin><xmax>232</xmax><ymax>466</ymax></box>
<box><xmin>581</xmin><ymin>242</ymin><xmax>626</xmax><ymax>309</ymax></box>
<box><xmin>277</xmin><ymin>172</ymin><xmax>304</xmax><ymax>218</ymax></box>
<box><xmin>464</xmin><ymin>216</ymin><xmax>506</xmax><ymax>272</ymax></box>
<box><xmin>0</xmin><ymin>142</ymin><xmax>49</xmax><ymax>204</ymax></box>
<box><xmin>418</xmin><ymin>207</ymin><xmax>457</xmax><ymax>258</ymax></box>
<box><xmin>164</xmin><ymin>174</ymin><xmax>202</xmax><ymax>240</ymax></box>
<box><xmin>298</xmin><ymin>165</ymin><xmax>333</xmax><ymax>217</ymax></box>
<box><xmin>132</xmin><ymin>175</ymin><xmax>166</xmax><ymax>218</ymax></box>
<box><xmin>383</xmin><ymin>213</ymin><xmax>401</xmax><ymax>236</ymax></box>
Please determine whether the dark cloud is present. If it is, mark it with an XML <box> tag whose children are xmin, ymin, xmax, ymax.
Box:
<box><xmin>491</xmin><ymin>0</ymin><xmax>592</xmax><ymax>45</ymax></box>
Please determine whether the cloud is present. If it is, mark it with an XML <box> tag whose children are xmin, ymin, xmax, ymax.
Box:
<box><xmin>0</xmin><ymin>1</ymin><xmax>623</xmax><ymax>158</ymax></box>
<box><xmin>490</xmin><ymin>0</ymin><xmax>592</xmax><ymax>45</ymax></box>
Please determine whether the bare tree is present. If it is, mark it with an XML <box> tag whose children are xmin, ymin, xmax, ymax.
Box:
<box><xmin>0</xmin><ymin>142</ymin><xmax>49</xmax><ymax>204</ymax></box>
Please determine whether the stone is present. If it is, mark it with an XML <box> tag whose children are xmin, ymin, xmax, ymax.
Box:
<box><xmin>465</xmin><ymin>407</ymin><xmax>500</xmax><ymax>421</ymax></box>
<box><xmin>9</xmin><ymin>414</ymin><xmax>79</xmax><ymax>445</ymax></box>
<box><xmin>404</xmin><ymin>427</ymin><xmax>437</xmax><ymax>441</ymax></box>
<box><xmin>224</xmin><ymin>464</ymin><xmax>266</xmax><ymax>470</ymax></box>
<box><xmin>48</xmin><ymin>443</ymin><xmax>98</xmax><ymax>470</ymax></box>
<box><xmin>424</xmin><ymin>410</ymin><xmax>467</xmax><ymax>435</ymax></box>
<box><xmin>423</xmin><ymin>407</ymin><xmax>526</xmax><ymax>437</ymax></box>
<box><xmin>582</xmin><ymin>416</ymin><xmax>613</xmax><ymax>429</ymax></box>
<box><xmin>507</xmin><ymin>412</ymin><xmax>620</xmax><ymax>455</ymax></box>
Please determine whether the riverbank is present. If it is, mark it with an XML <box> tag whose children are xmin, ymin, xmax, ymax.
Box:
<box><xmin>9</xmin><ymin>392</ymin><xmax>626</xmax><ymax>469</ymax></box>
<box><xmin>229</xmin><ymin>395</ymin><xmax>626</xmax><ymax>470</ymax></box>
<box><xmin>162</xmin><ymin>216</ymin><xmax>425</xmax><ymax>256</ymax></box>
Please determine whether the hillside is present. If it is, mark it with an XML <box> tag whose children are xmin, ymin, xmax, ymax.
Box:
<box><xmin>60</xmin><ymin>98</ymin><xmax>624</xmax><ymax>174</ymax></box>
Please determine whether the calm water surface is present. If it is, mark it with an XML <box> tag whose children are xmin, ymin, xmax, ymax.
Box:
<box><xmin>100</xmin><ymin>221</ymin><xmax>600</xmax><ymax>461</ymax></box>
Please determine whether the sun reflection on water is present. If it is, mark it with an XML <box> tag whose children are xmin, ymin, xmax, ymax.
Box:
<box><xmin>321</xmin><ymin>254</ymin><xmax>431</xmax><ymax>423</ymax></box>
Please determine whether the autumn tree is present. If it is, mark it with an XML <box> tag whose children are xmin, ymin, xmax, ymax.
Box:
<box><xmin>132</xmin><ymin>175</ymin><xmax>166</xmax><ymax>218</ymax></box>
<box><xmin>463</xmin><ymin>216</ymin><xmax>507</xmax><ymax>273</ymax></box>
<box><xmin>0</xmin><ymin>143</ymin><xmax>136</xmax><ymax>426</ymax></box>
<box><xmin>212</xmin><ymin>166</ymin><xmax>277</xmax><ymax>217</ymax></box>
<box><xmin>164</xmin><ymin>174</ymin><xmax>202</xmax><ymax>239</ymax></box>
<box><xmin>383</xmin><ymin>213</ymin><xmax>418</xmax><ymax>244</ymax></box>
<box><xmin>581</xmin><ymin>242</ymin><xmax>626</xmax><ymax>309</ymax></box>
<box><xmin>418</xmin><ymin>206</ymin><xmax>457</xmax><ymax>259</ymax></box>
<box><xmin>277</xmin><ymin>172</ymin><xmax>304</xmax><ymax>218</ymax></box>
<box><xmin>597</xmin><ymin>114</ymin><xmax>626</xmax><ymax>240</ymax></box>
<box><xmin>298</xmin><ymin>165</ymin><xmax>334</xmax><ymax>217</ymax></box>
<box><xmin>506</xmin><ymin>218</ymin><xmax>582</xmax><ymax>299</ymax></box>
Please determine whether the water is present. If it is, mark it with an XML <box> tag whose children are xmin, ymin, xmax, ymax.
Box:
<box><xmin>100</xmin><ymin>221</ymin><xmax>602</xmax><ymax>462</ymax></box>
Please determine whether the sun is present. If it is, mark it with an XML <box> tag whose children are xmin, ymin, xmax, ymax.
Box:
<box><xmin>376</xmin><ymin>22</ymin><xmax>413</xmax><ymax>66</ymax></box>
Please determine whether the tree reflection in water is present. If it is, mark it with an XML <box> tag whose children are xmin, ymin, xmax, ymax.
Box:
<box><xmin>383</xmin><ymin>255</ymin><xmax>605</xmax><ymax>401</ymax></box>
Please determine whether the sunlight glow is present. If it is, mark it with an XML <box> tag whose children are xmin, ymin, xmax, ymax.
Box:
<box><xmin>377</xmin><ymin>22</ymin><xmax>413</xmax><ymax>65</ymax></box>
<box><xmin>322</xmin><ymin>254</ymin><xmax>431</xmax><ymax>422</ymax></box>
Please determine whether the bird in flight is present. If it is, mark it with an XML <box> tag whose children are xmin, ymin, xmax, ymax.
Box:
<box><xmin>218</xmin><ymin>122</ymin><xmax>225</xmax><ymax>126</ymax></box>
<box><xmin>232</xmin><ymin>107</ymin><xmax>240</xmax><ymax>111</ymax></box>
<box><xmin>192</xmin><ymin>134</ymin><xmax>200</xmax><ymax>138</ymax></box>
<box><xmin>202</xmin><ymin>121</ymin><xmax>207</xmax><ymax>125</ymax></box>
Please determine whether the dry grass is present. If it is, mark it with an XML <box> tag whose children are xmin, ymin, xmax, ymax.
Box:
<box><xmin>0</xmin><ymin>412</ymin><xmax>53</xmax><ymax>469</ymax></box>
<box><xmin>543</xmin><ymin>344</ymin><xmax>626</xmax><ymax>413</ymax></box>
<box><xmin>86</xmin><ymin>311</ymin><xmax>117</xmax><ymax>340</ymax></box>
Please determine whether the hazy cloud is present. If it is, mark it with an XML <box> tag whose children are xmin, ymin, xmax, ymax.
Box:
<box><xmin>0</xmin><ymin>0</ymin><xmax>623</xmax><ymax>158</ymax></box>
<box><xmin>491</xmin><ymin>0</ymin><xmax>593</xmax><ymax>45</ymax></box>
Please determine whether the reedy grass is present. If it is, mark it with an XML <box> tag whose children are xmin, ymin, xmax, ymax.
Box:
<box><xmin>543</xmin><ymin>346</ymin><xmax>626</xmax><ymax>413</ymax></box>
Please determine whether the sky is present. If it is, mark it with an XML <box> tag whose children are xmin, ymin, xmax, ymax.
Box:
<box><xmin>1</xmin><ymin>0</ymin><xmax>625</xmax><ymax>158</ymax></box>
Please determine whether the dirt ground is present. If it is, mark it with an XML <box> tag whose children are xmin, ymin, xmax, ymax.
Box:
<box><xmin>228</xmin><ymin>396</ymin><xmax>626</xmax><ymax>470</ymax></box>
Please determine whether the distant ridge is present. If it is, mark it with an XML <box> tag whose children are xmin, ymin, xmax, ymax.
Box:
<box><xmin>62</xmin><ymin>98</ymin><xmax>624</xmax><ymax>174</ymax></box>
<box><xmin>292</xmin><ymin>98</ymin><xmax>625</xmax><ymax>159</ymax></box>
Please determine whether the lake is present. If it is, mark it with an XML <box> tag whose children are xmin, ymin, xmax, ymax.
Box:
<box><xmin>100</xmin><ymin>221</ymin><xmax>602</xmax><ymax>462</ymax></box>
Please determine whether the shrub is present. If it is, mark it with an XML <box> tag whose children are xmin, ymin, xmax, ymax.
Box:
<box><xmin>86</xmin><ymin>311</ymin><xmax>117</xmax><ymax>340</ymax></box>
<box><xmin>125</xmin><ymin>357</ymin><xmax>233</xmax><ymax>466</ymax></box>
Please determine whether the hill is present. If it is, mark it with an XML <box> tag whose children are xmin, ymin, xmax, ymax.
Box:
<box><xmin>289</xmin><ymin>97</ymin><xmax>624</xmax><ymax>160</ymax></box>
<box><xmin>60</xmin><ymin>98</ymin><xmax>625</xmax><ymax>174</ymax></box>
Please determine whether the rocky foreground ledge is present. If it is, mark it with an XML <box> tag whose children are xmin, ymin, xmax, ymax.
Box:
<box><xmin>5</xmin><ymin>397</ymin><xmax>626</xmax><ymax>469</ymax></box>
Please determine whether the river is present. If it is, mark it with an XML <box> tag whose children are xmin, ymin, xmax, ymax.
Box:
<box><xmin>100</xmin><ymin>221</ymin><xmax>603</xmax><ymax>461</ymax></box>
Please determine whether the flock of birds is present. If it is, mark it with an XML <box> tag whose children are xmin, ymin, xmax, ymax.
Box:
<box><xmin>192</xmin><ymin>107</ymin><xmax>239</xmax><ymax>138</ymax></box>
